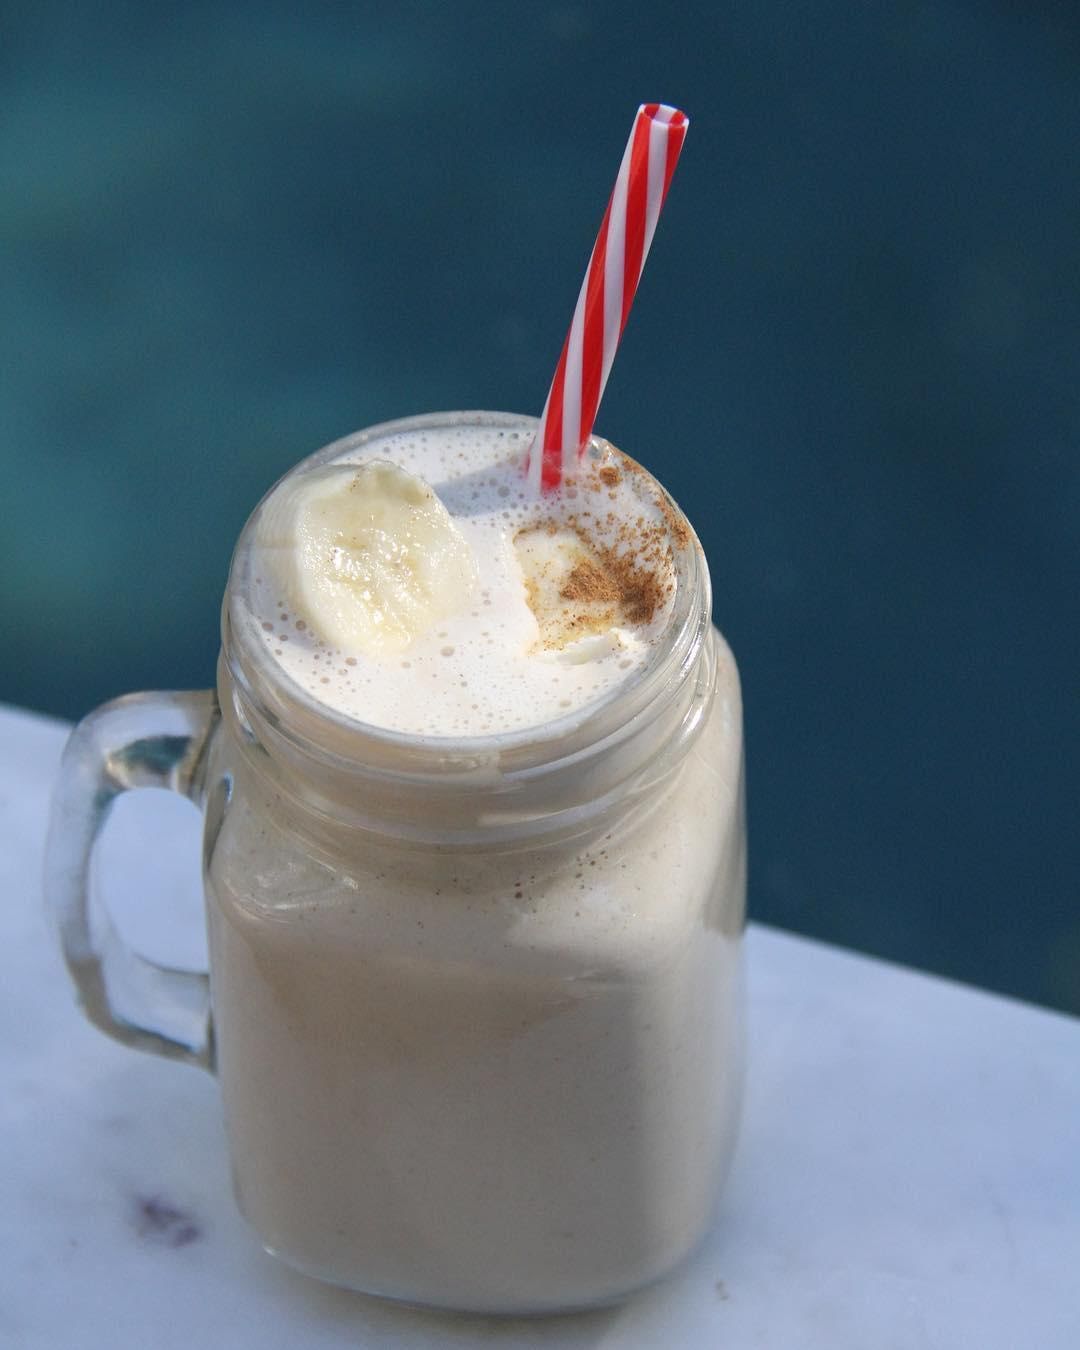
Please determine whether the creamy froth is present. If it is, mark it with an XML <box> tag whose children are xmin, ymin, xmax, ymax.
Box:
<box><xmin>235</xmin><ymin>417</ymin><xmax>683</xmax><ymax>738</ymax></box>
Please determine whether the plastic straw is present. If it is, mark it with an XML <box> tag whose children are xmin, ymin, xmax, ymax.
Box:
<box><xmin>526</xmin><ymin>103</ymin><xmax>689</xmax><ymax>493</ymax></box>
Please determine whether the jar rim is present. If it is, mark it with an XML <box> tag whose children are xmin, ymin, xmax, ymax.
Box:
<box><xmin>222</xmin><ymin>410</ymin><xmax>711</xmax><ymax>783</ymax></box>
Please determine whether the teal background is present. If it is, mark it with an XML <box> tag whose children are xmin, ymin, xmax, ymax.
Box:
<box><xmin>3</xmin><ymin>2</ymin><xmax>1078</xmax><ymax>1013</ymax></box>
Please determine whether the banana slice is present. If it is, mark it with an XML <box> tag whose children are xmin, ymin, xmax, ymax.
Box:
<box><xmin>254</xmin><ymin>460</ymin><xmax>477</xmax><ymax>655</ymax></box>
<box><xmin>514</xmin><ymin>524</ymin><xmax>623</xmax><ymax>653</ymax></box>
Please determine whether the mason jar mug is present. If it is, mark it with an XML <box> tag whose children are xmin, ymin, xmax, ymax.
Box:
<box><xmin>46</xmin><ymin>412</ymin><xmax>747</xmax><ymax>1314</ymax></box>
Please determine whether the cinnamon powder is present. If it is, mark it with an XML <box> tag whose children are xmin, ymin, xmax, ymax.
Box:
<box><xmin>559</xmin><ymin>542</ymin><xmax>665</xmax><ymax>626</ymax></box>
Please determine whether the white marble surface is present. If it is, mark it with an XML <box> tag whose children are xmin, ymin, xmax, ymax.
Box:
<box><xmin>2</xmin><ymin>701</ymin><xmax>1078</xmax><ymax>1349</ymax></box>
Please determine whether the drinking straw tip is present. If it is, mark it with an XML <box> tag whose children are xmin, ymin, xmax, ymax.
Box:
<box><xmin>641</xmin><ymin>103</ymin><xmax>689</xmax><ymax>130</ymax></box>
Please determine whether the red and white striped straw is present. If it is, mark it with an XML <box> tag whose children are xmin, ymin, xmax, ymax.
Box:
<box><xmin>525</xmin><ymin>103</ymin><xmax>689</xmax><ymax>494</ymax></box>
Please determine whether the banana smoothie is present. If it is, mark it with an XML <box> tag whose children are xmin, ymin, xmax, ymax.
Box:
<box><xmin>205</xmin><ymin>411</ymin><xmax>746</xmax><ymax>1311</ymax></box>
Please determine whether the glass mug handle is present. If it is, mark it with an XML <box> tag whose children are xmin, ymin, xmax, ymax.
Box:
<box><xmin>45</xmin><ymin>690</ymin><xmax>220</xmax><ymax>1070</ymax></box>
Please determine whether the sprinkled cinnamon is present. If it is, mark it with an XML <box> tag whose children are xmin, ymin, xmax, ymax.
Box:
<box><xmin>511</xmin><ymin>443</ymin><xmax>686</xmax><ymax>650</ymax></box>
<box><xmin>597</xmin><ymin>449</ymin><xmax>690</xmax><ymax>549</ymax></box>
<box><xmin>515</xmin><ymin>519</ymin><xmax>672</xmax><ymax>647</ymax></box>
<box><xmin>560</xmin><ymin>557</ymin><xmax>620</xmax><ymax>606</ymax></box>
<box><xmin>597</xmin><ymin>546</ymin><xmax>666</xmax><ymax>625</ymax></box>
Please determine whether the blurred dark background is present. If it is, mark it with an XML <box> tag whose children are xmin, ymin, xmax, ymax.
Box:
<box><xmin>3</xmin><ymin>2</ymin><xmax>1078</xmax><ymax>1013</ymax></box>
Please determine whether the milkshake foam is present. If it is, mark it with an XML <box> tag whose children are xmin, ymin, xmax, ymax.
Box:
<box><xmin>236</xmin><ymin>417</ymin><xmax>683</xmax><ymax>738</ymax></box>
